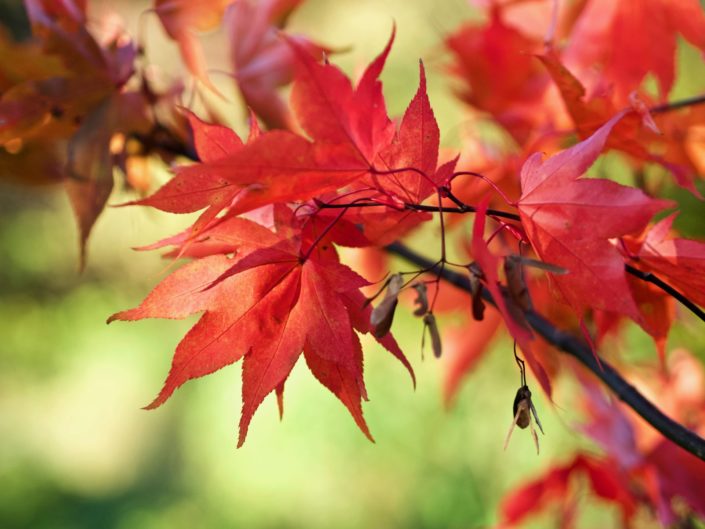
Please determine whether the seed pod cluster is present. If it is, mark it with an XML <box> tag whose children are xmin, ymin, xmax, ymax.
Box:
<box><xmin>410</xmin><ymin>281</ymin><xmax>442</xmax><ymax>358</ymax></box>
<box><xmin>369</xmin><ymin>275</ymin><xmax>442</xmax><ymax>358</ymax></box>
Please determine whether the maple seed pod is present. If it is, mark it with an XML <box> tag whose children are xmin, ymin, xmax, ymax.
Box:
<box><xmin>467</xmin><ymin>262</ymin><xmax>485</xmax><ymax>321</ymax></box>
<box><xmin>370</xmin><ymin>273</ymin><xmax>404</xmax><ymax>338</ymax></box>
<box><xmin>504</xmin><ymin>255</ymin><xmax>532</xmax><ymax>312</ymax></box>
<box><xmin>422</xmin><ymin>313</ymin><xmax>442</xmax><ymax>358</ymax></box>
<box><xmin>411</xmin><ymin>282</ymin><xmax>429</xmax><ymax>316</ymax></box>
<box><xmin>512</xmin><ymin>386</ymin><xmax>533</xmax><ymax>429</ymax></box>
<box><xmin>504</xmin><ymin>385</ymin><xmax>545</xmax><ymax>455</ymax></box>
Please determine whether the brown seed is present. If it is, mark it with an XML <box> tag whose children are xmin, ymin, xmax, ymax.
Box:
<box><xmin>467</xmin><ymin>262</ymin><xmax>486</xmax><ymax>321</ymax></box>
<box><xmin>504</xmin><ymin>385</ymin><xmax>544</xmax><ymax>454</ymax></box>
<box><xmin>504</xmin><ymin>255</ymin><xmax>532</xmax><ymax>312</ymax></box>
<box><xmin>423</xmin><ymin>313</ymin><xmax>442</xmax><ymax>358</ymax></box>
<box><xmin>370</xmin><ymin>273</ymin><xmax>403</xmax><ymax>338</ymax></box>
<box><xmin>411</xmin><ymin>282</ymin><xmax>429</xmax><ymax>316</ymax></box>
<box><xmin>512</xmin><ymin>386</ymin><xmax>533</xmax><ymax>429</ymax></box>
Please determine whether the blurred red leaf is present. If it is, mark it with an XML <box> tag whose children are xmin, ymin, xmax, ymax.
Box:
<box><xmin>498</xmin><ymin>455</ymin><xmax>635</xmax><ymax>528</ymax></box>
<box><xmin>539</xmin><ymin>51</ymin><xmax>701</xmax><ymax>194</ymax></box>
<box><xmin>443</xmin><ymin>309</ymin><xmax>502</xmax><ymax>406</ymax></box>
<box><xmin>154</xmin><ymin>0</ymin><xmax>234</xmax><ymax>90</ymax></box>
<box><xmin>227</xmin><ymin>0</ymin><xmax>330</xmax><ymax>129</ymax></box>
<box><xmin>564</xmin><ymin>0</ymin><xmax>705</xmax><ymax>100</ymax></box>
<box><xmin>445</xmin><ymin>6</ymin><xmax>550</xmax><ymax>143</ymax></box>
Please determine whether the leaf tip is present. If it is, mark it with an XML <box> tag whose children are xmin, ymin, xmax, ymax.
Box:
<box><xmin>142</xmin><ymin>400</ymin><xmax>161</xmax><ymax>411</ymax></box>
<box><xmin>442</xmin><ymin>389</ymin><xmax>456</xmax><ymax>411</ymax></box>
<box><xmin>418</xmin><ymin>59</ymin><xmax>427</xmax><ymax>86</ymax></box>
<box><xmin>275</xmin><ymin>382</ymin><xmax>285</xmax><ymax>421</ymax></box>
<box><xmin>143</xmin><ymin>382</ymin><xmax>176</xmax><ymax>411</ymax></box>
<box><xmin>237</xmin><ymin>415</ymin><xmax>253</xmax><ymax>448</ymax></box>
<box><xmin>359</xmin><ymin>419</ymin><xmax>375</xmax><ymax>444</ymax></box>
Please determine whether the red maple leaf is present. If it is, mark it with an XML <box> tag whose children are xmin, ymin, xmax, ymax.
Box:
<box><xmin>132</xmin><ymin>34</ymin><xmax>401</xmax><ymax>223</ymax></box>
<box><xmin>335</xmin><ymin>60</ymin><xmax>448</xmax><ymax>245</ymax></box>
<box><xmin>127</xmin><ymin>108</ymin><xmax>369</xmax><ymax>250</ymax></box>
<box><xmin>109</xmin><ymin>219</ymin><xmax>412</xmax><ymax>446</ymax></box>
<box><xmin>517</xmin><ymin>112</ymin><xmax>672</xmax><ymax>323</ymax></box>
<box><xmin>125</xmin><ymin>110</ymin><xmax>246</xmax><ymax>230</ymax></box>
<box><xmin>288</xmin><ymin>30</ymin><xmax>396</xmax><ymax>166</ymax></box>
<box><xmin>133</xmin><ymin>33</ymin><xmax>444</xmax><ymax>247</ymax></box>
<box><xmin>288</xmin><ymin>28</ymin><xmax>446</xmax><ymax>207</ymax></box>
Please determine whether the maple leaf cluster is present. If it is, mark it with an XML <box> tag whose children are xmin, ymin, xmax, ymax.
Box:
<box><xmin>111</xmin><ymin>29</ymin><xmax>437</xmax><ymax>446</ymax></box>
<box><xmin>4</xmin><ymin>0</ymin><xmax>705</xmax><ymax>527</ymax></box>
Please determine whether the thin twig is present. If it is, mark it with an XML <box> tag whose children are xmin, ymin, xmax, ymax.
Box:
<box><xmin>316</xmin><ymin>200</ymin><xmax>521</xmax><ymax>221</ymax></box>
<box><xmin>449</xmin><ymin>171</ymin><xmax>515</xmax><ymax>206</ymax></box>
<box><xmin>385</xmin><ymin>241</ymin><xmax>705</xmax><ymax>462</ymax></box>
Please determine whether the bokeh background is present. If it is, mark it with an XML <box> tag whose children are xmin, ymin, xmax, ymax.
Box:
<box><xmin>2</xmin><ymin>1</ymin><xmax>705</xmax><ymax>528</ymax></box>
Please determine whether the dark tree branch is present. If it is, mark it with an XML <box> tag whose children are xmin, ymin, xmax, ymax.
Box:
<box><xmin>130</xmin><ymin>124</ymin><xmax>198</xmax><ymax>161</ymax></box>
<box><xmin>650</xmin><ymin>94</ymin><xmax>705</xmax><ymax>114</ymax></box>
<box><xmin>385</xmin><ymin>241</ymin><xmax>705</xmax><ymax>462</ymax></box>
<box><xmin>625</xmin><ymin>264</ymin><xmax>705</xmax><ymax>323</ymax></box>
